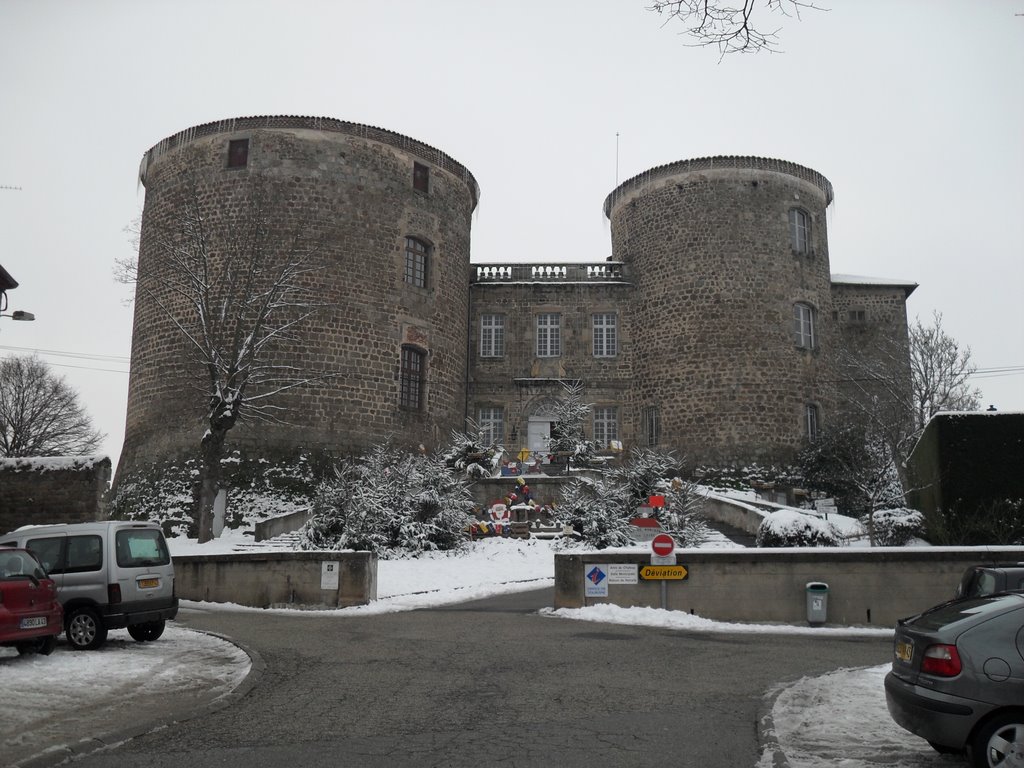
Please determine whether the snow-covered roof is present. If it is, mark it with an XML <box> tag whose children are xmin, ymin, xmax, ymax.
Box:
<box><xmin>831</xmin><ymin>274</ymin><xmax>918</xmax><ymax>296</ymax></box>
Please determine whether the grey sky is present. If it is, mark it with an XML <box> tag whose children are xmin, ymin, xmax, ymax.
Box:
<box><xmin>1</xmin><ymin>0</ymin><xmax>1021</xmax><ymax>467</ymax></box>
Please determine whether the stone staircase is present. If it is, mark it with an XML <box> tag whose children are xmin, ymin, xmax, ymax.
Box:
<box><xmin>230</xmin><ymin>529</ymin><xmax>305</xmax><ymax>552</ymax></box>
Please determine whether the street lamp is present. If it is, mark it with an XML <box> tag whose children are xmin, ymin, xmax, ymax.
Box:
<box><xmin>0</xmin><ymin>310</ymin><xmax>35</xmax><ymax>322</ymax></box>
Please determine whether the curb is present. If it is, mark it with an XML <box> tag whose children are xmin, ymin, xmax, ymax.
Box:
<box><xmin>12</xmin><ymin>628</ymin><xmax>264</xmax><ymax>768</ymax></box>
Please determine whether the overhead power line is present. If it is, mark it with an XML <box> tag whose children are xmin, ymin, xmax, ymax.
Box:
<box><xmin>0</xmin><ymin>344</ymin><xmax>129</xmax><ymax>364</ymax></box>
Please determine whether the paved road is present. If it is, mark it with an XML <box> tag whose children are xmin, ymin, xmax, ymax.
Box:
<box><xmin>68</xmin><ymin>589</ymin><xmax>890</xmax><ymax>768</ymax></box>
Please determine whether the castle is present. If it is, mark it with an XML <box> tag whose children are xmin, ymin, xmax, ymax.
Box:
<box><xmin>117</xmin><ymin>116</ymin><xmax>916</xmax><ymax>483</ymax></box>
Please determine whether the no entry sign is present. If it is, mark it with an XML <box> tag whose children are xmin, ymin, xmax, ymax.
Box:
<box><xmin>651</xmin><ymin>533</ymin><xmax>675</xmax><ymax>557</ymax></box>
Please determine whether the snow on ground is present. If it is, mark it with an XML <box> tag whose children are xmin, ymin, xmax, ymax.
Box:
<box><xmin>1</xmin><ymin>626</ymin><xmax>249</xmax><ymax>765</ymax></box>
<box><xmin>767</xmin><ymin>665</ymin><xmax>964</xmax><ymax>767</ymax></box>
<box><xmin>2</xmin><ymin>536</ymin><xmax>952</xmax><ymax>767</ymax></box>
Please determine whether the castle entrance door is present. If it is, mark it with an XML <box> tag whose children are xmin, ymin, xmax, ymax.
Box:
<box><xmin>527</xmin><ymin>418</ymin><xmax>553</xmax><ymax>461</ymax></box>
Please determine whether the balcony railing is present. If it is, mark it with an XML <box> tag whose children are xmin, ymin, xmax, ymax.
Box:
<box><xmin>473</xmin><ymin>262</ymin><xmax>629</xmax><ymax>283</ymax></box>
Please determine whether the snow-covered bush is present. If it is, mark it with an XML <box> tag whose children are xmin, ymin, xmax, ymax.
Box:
<box><xmin>756</xmin><ymin>510</ymin><xmax>841</xmax><ymax>547</ymax></box>
<box><xmin>557</xmin><ymin>474</ymin><xmax>635</xmax><ymax>548</ymax></box>
<box><xmin>442</xmin><ymin>422</ymin><xmax>503</xmax><ymax>479</ymax></box>
<box><xmin>301</xmin><ymin>444</ymin><xmax>475</xmax><ymax>556</ymax></box>
<box><xmin>693</xmin><ymin>463</ymin><xmax>801</xmax><ymax>494</ymax></box>
<box><xmin>107</xmin><ymin>459</ymin><xmax>198</xmax><ymax>537</ymax></box>
<box><xmin>548</xmin><ymin>381</ymin><xmax>598</xmax><ymax>468</ymax></box>
<box><xmin>608</xmin><ymin>448</ymin><xmax>710</xmax><ymax>547</ymax></box>
<box><xmin>869</xmin><ymin>508</ymin><xmax>925</xmax><ymax>546</ymax></box>
<box><xmin>108</xmin><ymin>451</ymin><xmax>321</xmax><ymax>538</ymax></box>
<box><xmin>557</xmin><ymin>448</ymin><xmax>711</xmax><ymax>549</ymax></box>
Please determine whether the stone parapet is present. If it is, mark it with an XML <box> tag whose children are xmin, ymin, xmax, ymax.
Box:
<box><xmin>0</xmin><ymin>456</ymin><xmax>111</xmax><ymax>533</ymax></box>
<box><xmin>555</xmin><ymin>547</ymin><xmax>1024</xmax><ymax>627</ymax></box>
<box><xmin>173</xmin><ymin>550</ymin><xmax>376</xmax><ymax>609</ymax></box>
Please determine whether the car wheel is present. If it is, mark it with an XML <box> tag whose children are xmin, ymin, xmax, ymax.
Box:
<box><xmin>66</xmin><ymin>607</ymin><xmax>108</xmax><ymax>651</ymax></box>
<box><xmin>37</xmin><ymin>634</ymin><xmax>58</xmax><ymax>655</ymax></box>
<box><xmin>127</xmin><ymin>620</ymin><xmax>165</xmax><ymax>642</ymax></box>
<box><xmin>970</xmin><ymin>711</ymin><xmax>1024</xmax><ymax>768</ymax></box>
<box><xmin>15</xmin><ymin>634</ymin><xmax>58</xmax><ymax>656</ymax></box>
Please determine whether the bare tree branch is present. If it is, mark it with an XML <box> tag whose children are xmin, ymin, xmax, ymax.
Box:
<box><xmin>647</xmin><ymin>0</ymin><xmax>827</xmax><ymax>56</ymax></box>
<box><xmin>0</xmin><ymin>355</ymin><xmax>104</xmax><ymax>457</ymax></box>
<box><xmin>909</xmin><ymin>311</ymin><xmax>981</xmax><ymax>429</ymax></box>
<box><xmin>119</xmin><ymin>164</ymin><xmax>335</xmax><ymax>540</ymax></box>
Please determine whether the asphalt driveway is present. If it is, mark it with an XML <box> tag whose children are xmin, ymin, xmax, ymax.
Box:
<box><xmin>41</xmin><ymin>588</ymin><xmax>891</xmax><ymax>768</ymax></box>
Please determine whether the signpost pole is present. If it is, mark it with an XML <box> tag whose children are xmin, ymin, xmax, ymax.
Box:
<box><xmin>650</xmin><ymin>532</ymin><xmax>676</xmax><ymax>610</ymax></box>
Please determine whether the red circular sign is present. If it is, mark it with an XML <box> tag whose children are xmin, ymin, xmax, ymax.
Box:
<box><xmin>651</xmin><ymin>533</ymin><xmax>675</xmax><ymax>557</ymax></box>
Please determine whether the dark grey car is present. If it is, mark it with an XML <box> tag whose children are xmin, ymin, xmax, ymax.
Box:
<box><xmin>884</xmin><ymin>592</ymin><xmax>1024</xmax><ymax>767</ymax></box>
<box><xmin>956</xmin><ymin>564</ymin><xmax>1024</xmax><ymax>600</ymax></box>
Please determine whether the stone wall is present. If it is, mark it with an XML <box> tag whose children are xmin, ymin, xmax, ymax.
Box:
<box><xmin>468</xmin><ymin>269</ymin><xmax>633</xmax><ymax>449</ymax></box>
<box><xmin>173</xmin><ymin>550</ymin><xmax>376</xmax><ymax>609</ymax></box>
<box><xmin>120</xmin><ymin>117</ymin><xmax>478</xmax><ymax>480</ymax></box>
<box><xmin>605</xmin><ymin>157</ymin><xmax>837</xmax><ymax>464</ymax></box>
<box><xmin>0</xmin><ymin>456</ymin><xmax>111</xmax><ymax>534</ymax></box>
<box><xmin>555</xmin><ymin>547</ymin><xmax>1024</xmax><ymax>627</ymax></box>
<box><xmin>830</xmin><ymin>280</ymin><xmax>915</xmax><ymax>424</ymax></box>
<box><xmin>119</xmin><ymin>130</ymin><xmax>916</xmax><ymax>481</ymax></box>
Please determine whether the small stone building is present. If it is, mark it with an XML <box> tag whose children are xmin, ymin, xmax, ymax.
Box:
<box><xmin>116</xmin><ymin>116</ymin><xmax>917</xmax><ymax>483</ymax></box>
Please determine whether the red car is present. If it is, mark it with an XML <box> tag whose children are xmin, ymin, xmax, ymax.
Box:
<box><xmin>0</xmin><ymin>547</ymin><xmax>63</xmax><ymax>656</ymax></box>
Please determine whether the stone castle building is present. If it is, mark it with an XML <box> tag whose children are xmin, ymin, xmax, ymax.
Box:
<box><xmin>117</xmin><ymin>115</ymin><xmax>916</xmax><ymax>482</ymax></box>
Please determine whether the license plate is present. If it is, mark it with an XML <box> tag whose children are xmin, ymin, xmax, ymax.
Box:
<box><xmin>138</xmin><ymin>578</ymin><xmax>160</xmax><ymax>589</ymax></box>
<box><xmin>20</xmin><ymin>616</ymin><xmax>47</xmax><ymax>629</ymax></box>
<box><xmin>895</xmin><ymin>640</ymin><xmax>914</xmax><ymax>663</ymax></box>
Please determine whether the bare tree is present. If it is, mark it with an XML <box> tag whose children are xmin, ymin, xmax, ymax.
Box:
<box><xmin>119</xmin><ymin>171</ymin><xmax>329</xmax><ymax>542</ymax></box>
<box><xmin>0</xmin><ymin>355</ymin><xmax>104</xmax><ymax>457</ymax></box>
<box><xmin>798</xmin><ymin>417</ymin><xmax>907</xmax><ymax>545</ymax></box>
<box><xmin>812</xmin><ymin>312</ymin><xmax>980</xmax><ymax>541</ymax></box>
<box><xmin>909</xmin><ymin>311</ymin><xmax>981</xmax><ymax>429</ymax></box>
<box><xmin>647</xmin><ymin>0</ymin><xmax>826</xmax><ymax>55</ymax></box>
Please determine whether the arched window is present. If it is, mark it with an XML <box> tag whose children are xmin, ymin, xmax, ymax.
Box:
<box><xmin>399</xmin><ymin>346</ymin><xmax>426</xmax><ymax>410</ymax></box>
<box><xmin>793</xmin><ymin>303</ymin><xmax>816</xmax><ymax>349</ymax></box>
<box><xmin>404</xmin><ymin>237</ymin><xmax>429</xmax><ymax>288</ymax></box>
<box><xmin>789</xmin><ymin>208</ymin><xmax>810</xmax><ymax>254</ymax></box>
<box><xmin>805</xmin><ymin>404</ymin><xmax>820</xmax><ymax>442</ymax></box>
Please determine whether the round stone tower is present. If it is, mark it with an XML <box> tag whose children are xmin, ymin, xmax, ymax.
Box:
<box><xmin>604</xmin><ymin>156</ymin><xmax>836</xmax><ymax>465</ymax></box>
<box><xmin>119</xmin><ymin>116</ymin><xmax>478</xmax><ymax>478</ymax></box>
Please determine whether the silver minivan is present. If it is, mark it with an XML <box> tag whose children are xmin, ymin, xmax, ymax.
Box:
<box><xmin>0</xmin><ymin>521</ymin><xmax>178</xmax><ymax>650</ymax></box>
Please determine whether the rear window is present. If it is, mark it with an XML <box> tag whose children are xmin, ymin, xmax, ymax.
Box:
<box><xmin>0</xmin><ymin>550</ymin><xmax>46</xmax><ymax>581</ymax></box>
<box><xmin>115</xmin><ymin>529</ymin><xmax>170</xmax><ymax>568</ymax></box>
<box><xmin>911</xmin><ymin>595</ymin><xmax>1023</xmax><ymax>631</ymax></box>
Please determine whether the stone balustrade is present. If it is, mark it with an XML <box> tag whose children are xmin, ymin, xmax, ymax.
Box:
<box><xmin>473</xmin><ymin>262</ymin><xmax>628</xmax><ymax>283</ymax></box>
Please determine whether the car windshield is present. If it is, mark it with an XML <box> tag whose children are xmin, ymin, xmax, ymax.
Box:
<box><xmin>911</xmin><ymin>594</ymin><xmax>1022</xmax><ymax>631</ymax></box>
<box><xmin>0</xmin><ymin>551</ymin><xmax>46</xmax><ymax>581</ymax></box>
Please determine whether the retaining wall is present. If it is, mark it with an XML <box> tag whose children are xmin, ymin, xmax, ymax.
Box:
<box><xmin>173</xmin><ymin>551</ymin><xmax>376</xmax><ymax>609</ymax></box>
<box><xmin>555</xmin><ymin>547</ymin><xmax>1024</xmax><ymax>627</ymax></box>
<box><xmin>0</xmin><ymin>456</ymin><xmax>111</xmax><ymax>534</ymax></box>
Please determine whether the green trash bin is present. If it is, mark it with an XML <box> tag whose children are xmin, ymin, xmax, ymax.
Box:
<box><xmin>806</xmin><ymin>581</ymin><xmax>829</xmax><ymax>626</ymax></box>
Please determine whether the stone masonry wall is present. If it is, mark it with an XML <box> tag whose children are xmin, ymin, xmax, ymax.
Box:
<box><xmin>119</xmin><ymin>118</ymin><xmax>477</xmax><ymax>479</ymax></box>
<box><xmin>830</xmin><ymin>282</ymin><xmax>914</xmax><ymax>425</ymax></box>
<box><xmin>468</xmin><ymin>273</ymin><xmax>633</xmax><ymax>450</ymax></box>
<box><xmin>605</xmin><ymin>158</ymin><xmax>837</xmax><ymax>464</ymax></box>
<box><xmin>0</xmin><ymin>456</ymin><xmax>112</xmax><ymax>534</ymax></box>
<box><xmin>119</xmin><ymin>133</ymin><xmax>915</xmax><ymax>480</ymax></box>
